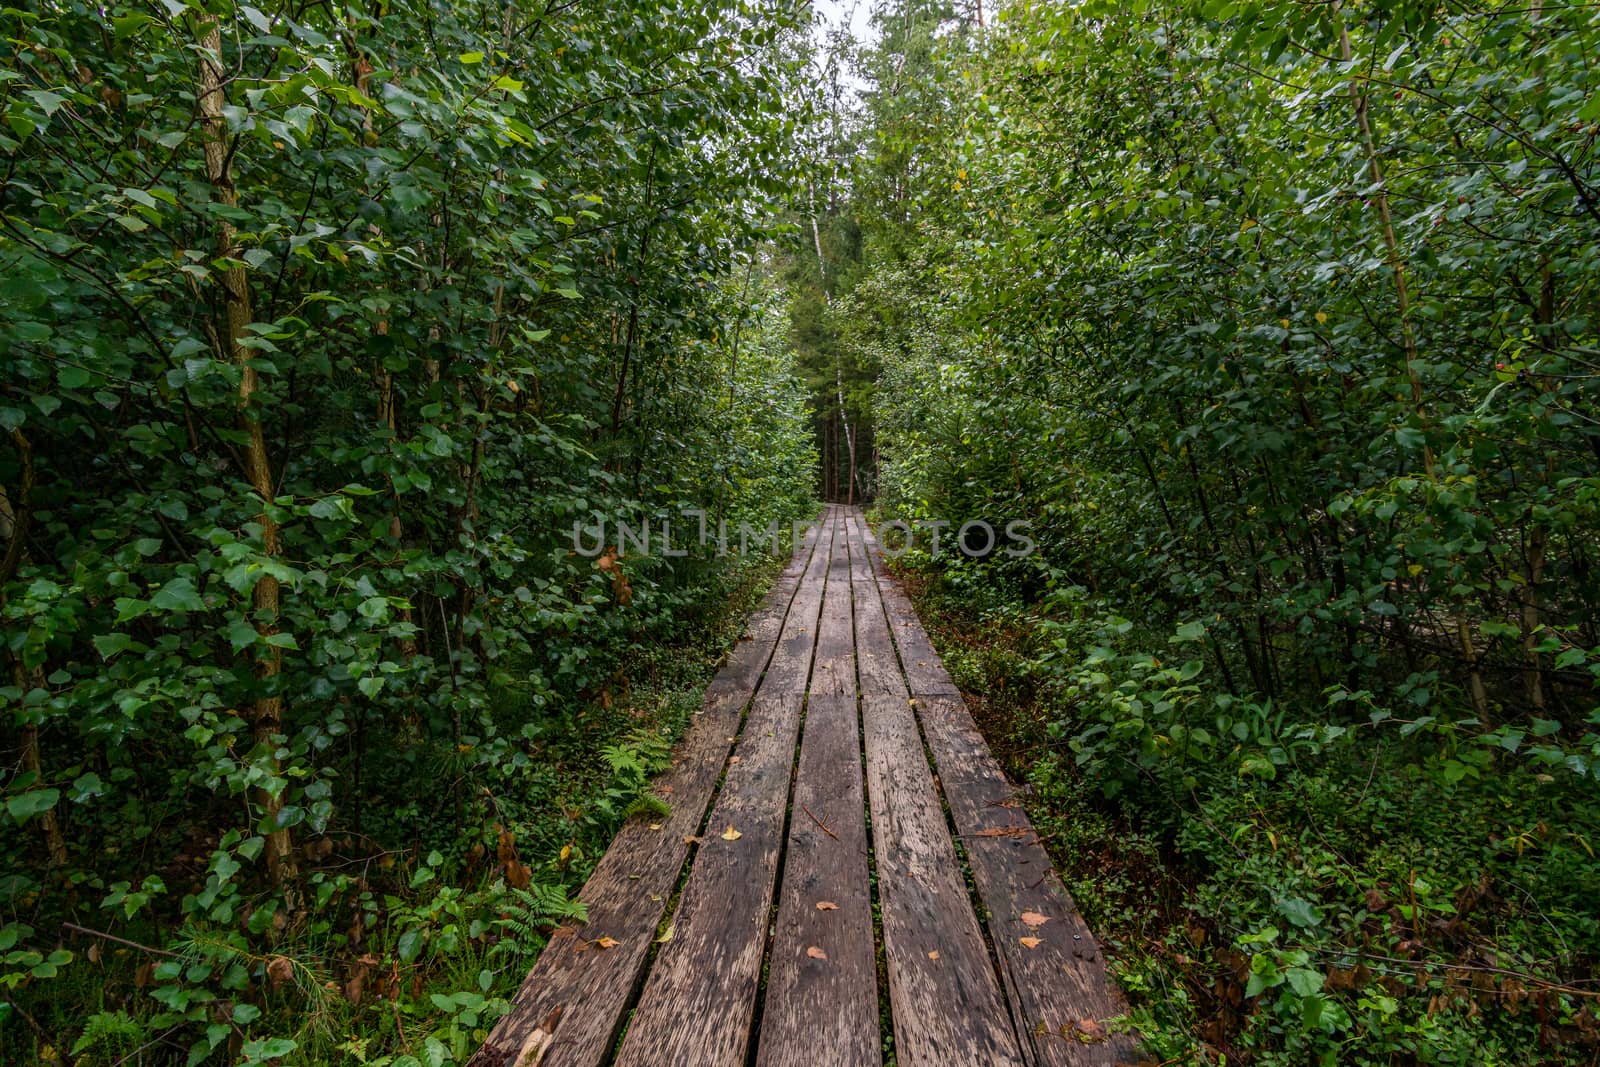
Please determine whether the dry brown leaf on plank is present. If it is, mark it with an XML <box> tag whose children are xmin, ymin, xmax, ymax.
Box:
<box><xmin>1020</xmin><ymin>910</ymin><xmax>1049</xmax><ymax>928</ymax></box>
<box><xmin>805</xmin><ymin>946</ymin><xmax>827</xmax><ymax>960</ymax></box>
<box><xmin>1072</xmin><ymin>1018</ymin><xmax>1107</xmax><ymax>1043</ymax></box>
<box><xmin>815</xmin><ymin>901</ymin><xmax>838</xmax><ymax>911</ymax></box>
<box><xmin>1019</xmin><ymin>936</ymin><xmax>1043</xmax><ymax>949</ymax></box>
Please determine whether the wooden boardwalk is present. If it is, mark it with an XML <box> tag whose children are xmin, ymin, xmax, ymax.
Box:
<box><xmin>470</xmin><ymin>506</ymin><xmax>1139</xmax><ymax>1067</ymax></box>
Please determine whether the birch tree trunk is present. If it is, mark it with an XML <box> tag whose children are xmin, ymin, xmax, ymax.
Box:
<box><xmin>198</xmin><ymin>18</ymin><xmax>298</xmax><ymax>888</ymax></box>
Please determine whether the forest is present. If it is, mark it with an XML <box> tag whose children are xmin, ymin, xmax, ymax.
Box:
<box><xmin>3</xmin><ymin>0</ymin><xmax>1599</xmax><ymax>1064</ymax></box>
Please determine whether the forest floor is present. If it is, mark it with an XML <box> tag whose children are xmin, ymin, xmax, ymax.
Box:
<box><xmin>902</xmin><ymin>573</ymin><xmax>1600</xmax><ymax>1066</ymax></box>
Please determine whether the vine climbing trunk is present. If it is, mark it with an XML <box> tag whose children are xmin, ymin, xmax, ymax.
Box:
<box><xmin>198</xmin><ymin>18</ymin><xmax>298</xmax><ymax>888</ymax></box>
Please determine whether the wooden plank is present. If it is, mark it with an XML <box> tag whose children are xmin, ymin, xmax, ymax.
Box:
<box><xmin>759</xmin><ymin>513</ymin><xmax>836</xmax><ymax>693</ymax></box>
<box><xmin>877</xmin><ymin>583</ymin><xmax>961</xmax><ymax>697</ymax></box>
<box><xmin>754</xmin><ymin>694</ymin><xmax>878</xmax><ymax>1067</ymax></box>
<box><xmin>756</xmin><ymin>540</ymin><xmax>878</xmax><ymax>1067</ymax></box>
<box><xmin>612</xmin><ymin>689</ymin><xmax>805</xmax><ymax>1066</ymax></box>
<box><xmin>708</xmin><ymin>521</ymin><xmax>821</xmax><ymax>699</ymax></box>
<box><xmin>468</xmin><ymin>526</ymin><xmax>822</xmax><ymax>1067</ymax></box>
<box><xmin>807</xmin><ymin>514</ymin><xmax>856</xmax><ymax>699</ymax></box>
<box><xmin>859</xmin><ymin>686</ymin><xmax>1024</xmax><ymax>1064</ymax></box>
<box><xmin>846</xmin><ymin>514</ymin><xmax>909</xmax><ymax>700</ymax></box>
<box><xmin>613</xmin><ymin>522</ymin><xmax>834</xmax><ymax>1066</ymax></box>
<box><xmin>854</xmin><ymin>515</ymin><xmax>962</xmax><ymax>697</ymax></box>
<box><xmin>916</xmin><ymin>696</ymin><xmax>1140</xmax><ymax>1065</ymax></box>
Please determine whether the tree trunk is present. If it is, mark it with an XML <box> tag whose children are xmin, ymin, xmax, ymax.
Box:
<box><xmin>198</xmin><ymin>18</ymin><xmax>298</xmax><ymax>888</ymax></box>
<box><xmin>1337</xmin><ymin>6</ymin><xmax>1431</xmax><ymax>473</ymax></box>
<box><xmin>1456</xmin><ymin>615</ymin><xmax>1491</xmax><ymax>723</ymax></box>
<box><xmin>1520</xmin><ymin>523</ymin><xmax>1548</xmax><ymax>712</ymax></box>
<box><xmin>836</xmin><ymin>368</ymin><xmax>856</xmax><ymax>506</ymax></box>
<box><xmin>3</xmin><ymin>429</ymin><xmax>68</xmax><ymax>868</ymax></box>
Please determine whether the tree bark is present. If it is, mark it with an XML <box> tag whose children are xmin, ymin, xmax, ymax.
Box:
<box><xmin>836</xmin><ymin>368</ymin><xmax>856</xmax><ymax>506</ymax></box>
<box><xmin>199</xmin><ymin>17</ymin><xmax>297</xmax><ymax>888</ymax></box>
<box><xmin>3</xmin><ymin>429</ymin><xmax>69</xmax><ymax>868</ymax></box>
<box><xmin>1337</xmin><ymin>7</ymin><xmax>1431</xmax><ymax>474</ymax></box>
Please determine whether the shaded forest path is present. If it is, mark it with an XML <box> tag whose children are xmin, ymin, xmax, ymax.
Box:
<box><xmin>470</xmin><ymin>506</ymin><xmax>1137</xmax><ymax>1067</ymax></box>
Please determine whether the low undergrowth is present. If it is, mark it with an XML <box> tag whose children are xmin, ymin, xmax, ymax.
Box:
<box><xmin>903</xmin><ymin>566</ymin><xmax>1600</xmax><ymax>1067</ymax></box>
<box><xmin>2</xmin><ymin>553</ymin><xmax>786</xmax><ymax>1067</ymax></box>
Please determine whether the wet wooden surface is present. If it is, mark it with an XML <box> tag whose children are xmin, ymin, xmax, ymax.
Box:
<box><xmin>471</xmin><ymin>506</ymin><xmax>1140</xmax><ymax>1067</ymax></box>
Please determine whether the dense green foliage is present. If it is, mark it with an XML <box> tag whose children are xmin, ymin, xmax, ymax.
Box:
<box><xmin>9</xmin><ymin>0</ymin><xmax>1600</xmax><ymax>1062</ymax></box>
<box><xmin>817</xmin><ymin>0</ymin><xmax>1600</xmax><ymax>1062</ymax></box>
<box><xmin>0</xmin><ymin>1</ymin><xmax>814</xmax><ymax>1062</ymax></box>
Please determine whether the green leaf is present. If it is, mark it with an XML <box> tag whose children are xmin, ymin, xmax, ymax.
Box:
<box><xmin>396</xmin><ymin>929</ymin><xmax>423</xmax><ymax>962</ymax></box>
<box><xmin>1286</xmin><ymin>967</ymin><xmax>1325</xmax><ymax>997</ymax></box>
<box><xmin>7</xmin><ymin>788</ymin><xmax>61</xmax><ymax>822</ymax></box>
<box><xmin>240</xmin><ymin>1038</ymin><xmax>297</xmax><ymax>1064</ymax></box>
<box><xmin>307</xmin><ymin>496</ymin><xmax>354</xmax><ymax>521</ymax></box>
<box><xmin>93</xmin><ymin>632</ymin><xmax>133</xmax><ymax>659</ymax></box>
<box><xmin>227</xmin><ymin>618</ymin><xmax>258</xmax><ymax>652</ymax></box>
<box><xmin>1274</xmin><ymin>896</ymin><xmax>1323</xmax><ymax>929</ymax></box>
<box><xmin>25</xmin><ymin>90</ymin><xmax>66</xmax><ymax>117</ymax></box>
<box><xmin>152</xmin><ymin>577</ymin><xmax>205</xmax><ymax>613</ymax></box>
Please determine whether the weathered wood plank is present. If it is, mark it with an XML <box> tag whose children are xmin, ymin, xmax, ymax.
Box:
<box><xmin>707</xmin><ymin>520</ymin><xmax>821</xmax><ymax>699</ymax></box>
<box><xmin>847</xmin><ymin>514</ymin><xmax>909</xmax><ymax>700</ymax></box>
<box><xmin>854</xmin><ymin>515</ymin><xmax>962</xmax><ymax>697</ymax></box>
<box><xmin>808</xmin><ymin>514</ymin><xmax>856</xmax><ymax>699</ymax></box>
<box><xmin>856</xmin><ymin>570</ymin><xmax>1023</xmax><ymax>1067</ymax></box>
<box><xmin>755</xmin><ymin>692</ymin><xmax>879</xmax><ymax>1067</ymax></box>
<box><xmin>467</xmin><ymin>525</ymin><xmax>821</xmax><ymax>1067</ymax></box>
<box><xmin>877</xmin><ymin>585</ymin><xmax>962</xmax><ymax>696</ymax></box>
<box><xmin>916</xmin><ymin>696</ymin><xmax>1140</xmax><ymax>1065</ymax></box>
<box><xmin>613</xmin><ymin>688</ymin><xmax>807</xmax><ymax>1067</ymax></box>
<box><xmin>760</xmin><ymin>513</ymin><xmax>836</xmax><ymax>693</ymax></box>
<box><xmin>757</xmin><ymin>524</ymin><xmax>874</xmax><ymax>1067</ymax></box>
<box><xmin>610</xmin><ymin>517</ymin><xmax>836</xmax><ymax>1066</ymax></box>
